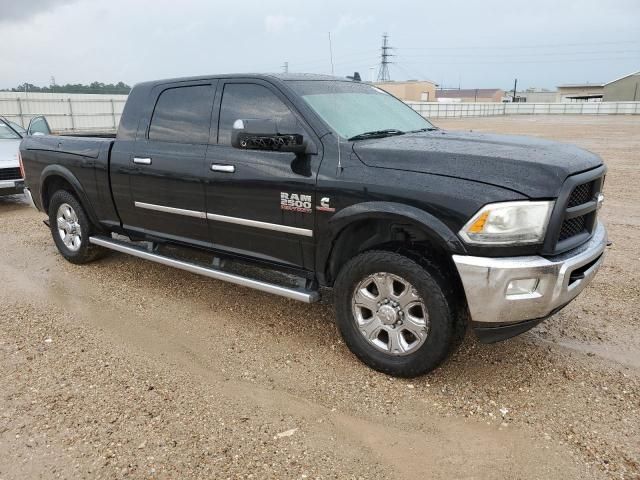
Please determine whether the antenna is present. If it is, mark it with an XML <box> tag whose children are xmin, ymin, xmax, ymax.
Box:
<box><xmin>376</xmin><ymin>33</ymin><xmax>394</xmax><ymax>82</ymax></box>
<box><xmin>336</xmin><ymin>133</ymin><xmax>342</xmax><ymax>173</ymax></box>
<box><xmin>328</xmin><ymin>32</ymin><xmax>335</xmax><ymax>75</ymax></box>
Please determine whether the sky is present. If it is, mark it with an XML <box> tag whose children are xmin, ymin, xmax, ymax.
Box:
<box><xmin>0</xmin><ymin>0</ymin><xmax>638</xmax><ymax>90</ymax></box>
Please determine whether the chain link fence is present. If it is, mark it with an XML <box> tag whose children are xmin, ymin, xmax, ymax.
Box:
<box><xmin>1</xmin><ymin>93</ymin><xmax>639</xmax><ymax>133</ymax></box>
<box><xmin>0</xmin><ymin>93</ymin><xmax>126</xmax><ymax>132</ymax></box>
<box><xmin>407</xmin><ymin>101</ymin><xmax>640</xmax><ymax>118</ymax></box>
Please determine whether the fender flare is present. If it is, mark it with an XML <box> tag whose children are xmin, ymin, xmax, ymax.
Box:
<box><xmin>317</xmin><ymin>201</ymin><xmax>467</xmax><ymax>282</ymax></box>
<box><xmin>39</xmin><ymin>164</ymin><xmax>101</xmax><ymax>227</ymax></box>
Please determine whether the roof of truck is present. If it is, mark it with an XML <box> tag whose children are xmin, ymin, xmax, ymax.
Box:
<box><xmin>133</xmin><ymin>73</ymin><xmax>351</xmax><ymax>89</ymax></box>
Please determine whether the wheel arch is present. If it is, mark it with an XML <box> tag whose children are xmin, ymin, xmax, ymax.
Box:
<box><xmin>40</xmin><ymin>165</ymin><xmax>101</xmax><ymax>227</ymax></box>
<box><xmin>319</xmin><ymin>202</ymin><xmax>467</xmax><ymax>287</ymax></box>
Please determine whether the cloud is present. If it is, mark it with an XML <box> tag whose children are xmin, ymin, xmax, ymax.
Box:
<box><xmin>335</xmin><ymin>14</ymin><xmax>374</xmax><ymax>33</ymax></box>
<box><xmin>0</xmin><ymin>0</ymin><xmax>77</xmax><ymax>23</ymax></box>
<box><xmin>0</xmin><ymin>0</ymin><xmax>638</xmax><ymax>90</ymax></box>
<box><xmin>264</xmin><ymin>14</ymin><xmax>298</xmax><ymax>34</ymax></box>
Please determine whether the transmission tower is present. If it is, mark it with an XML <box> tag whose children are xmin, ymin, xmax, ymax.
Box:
<box><xmin>376</xmin><ymin>33</ymin><xmax>394</xmax><ymax>82</ymax></box>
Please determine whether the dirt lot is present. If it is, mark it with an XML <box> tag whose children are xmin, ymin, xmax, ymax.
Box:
<box><xmin>1</xmin><ymin>115</ymin><xmax>638</xmax><ymax>479</ymax></box>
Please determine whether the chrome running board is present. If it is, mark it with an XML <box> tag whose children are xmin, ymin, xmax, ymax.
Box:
<box><xmin>89</xmin><ymin>235</ymin><xmax>320</xmax><ymax>303</ymax></box>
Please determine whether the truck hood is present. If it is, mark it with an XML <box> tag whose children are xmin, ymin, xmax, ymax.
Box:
<box><xmin>352</xmin><ymin>130</ymin><xmax>603</xmax><ymax>198</ymax></box>
<box><xmin>0</xmin><ymin>139</ymin><xmax>21</xmax><ymax>169</ymax></box>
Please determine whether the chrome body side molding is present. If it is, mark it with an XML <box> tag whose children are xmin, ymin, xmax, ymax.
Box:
<box><xmin>206</xmin><ymin>213</ymin><xmax>313</xmax><ymax>237</ymax></box>
<box><xmin>134</xmin><ymin>201</ymin><xmax>206</xmax><ymax>219</ymax></box>
<box><xmin>133</xmin><ymin>201</ymin><xmax>313</xmax><ymax>237</ymax></box>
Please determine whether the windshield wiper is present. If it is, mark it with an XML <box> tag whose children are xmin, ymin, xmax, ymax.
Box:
<box><xmin>406</xmin><ymin>127</ymin><xmax>438</xmax><ymax>133</ymax></box>
<box><xmin>348</xmin><ymin>129</ymin><xmax>405</xmax><ymax>141</ymax></box>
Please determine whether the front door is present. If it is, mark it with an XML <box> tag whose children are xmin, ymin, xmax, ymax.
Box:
<box><xmin>204</xmin><ymin>80</ymin><xmax>320</xmax><ymax>269</ymax></box>
<box><xmin>127</xmin><ymin>82</ymin><xmax>216</xmax><ymax>246</ymax></box>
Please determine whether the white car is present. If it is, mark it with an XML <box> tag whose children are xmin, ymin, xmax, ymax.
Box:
<box><xmin>0</xmin><ymin>116</ymin><xmax>50</xmax><ymax>196</ymax></box>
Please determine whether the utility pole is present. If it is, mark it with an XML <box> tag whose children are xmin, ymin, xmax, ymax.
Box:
<box><xmin>512</xmin><ymin>78</ymin><xmax>518</xmax><ymax>102</ymax></box>
<box><xmin>282</xmin><ymin>61</ymin><xmax>289</xmax><ymax>74</ymax></box>
<box><xmin>376</xmin><ymin>33</ymin><xmax>393</xmax><ymax>82</ymax></box>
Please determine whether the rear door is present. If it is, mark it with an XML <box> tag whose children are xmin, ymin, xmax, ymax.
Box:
<box><xmin>126</xmin><ymin>81</ymin><xmax>216</xmax><ymax>245</ymax></box>
<box><xmin>204</xmin><ymin>79</ymin><xmax>320</xmax><ymax>268</ymax></box>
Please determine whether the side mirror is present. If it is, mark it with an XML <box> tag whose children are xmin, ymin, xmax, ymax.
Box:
<box><xmin>231</xmin><ymin>118</ymin><xmax>307</xmax><ymax>154</ymax></box>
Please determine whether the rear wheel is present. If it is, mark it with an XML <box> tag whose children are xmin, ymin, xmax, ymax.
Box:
<box><xmin>334</xmin><ymin>250</ymin><xmax>465</xmax><ymax>377</ymax></box>
<box><xmin>48</xmin><ymin>190</ymin><xmax>107</xmax><ymax>264</ymax></box>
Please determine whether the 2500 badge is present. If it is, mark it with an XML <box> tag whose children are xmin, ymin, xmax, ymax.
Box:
<box><xmin>281</xmin><ymin>192</ymin><xmax>312</xmax><ymax>213</ymax></box>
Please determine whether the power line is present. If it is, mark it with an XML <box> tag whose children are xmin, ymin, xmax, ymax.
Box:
<box><xmin>398</xmin><ymin>49</ymin><xmax>640</xmax><ymax>59</ymax></box>
<box><xmin>377</xmin><ymin>33</ymin><xmax>394</xmax><ymax>82</ymax></box>
<box><xmin>399</xmin><ymin>55</ymin><xmax>639</xmax><ymax>66</ymax></box>
<box><xmin>399</xmin><ymin>39</ymin><xmax>640</xmax><ymax>51</ymax></box>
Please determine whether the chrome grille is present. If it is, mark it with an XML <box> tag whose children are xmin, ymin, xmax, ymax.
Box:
<box><xmin>567</xmin><ymin>181</ymin><xmax>594</xmax><ymax>207</ymax></box>
<box><xmin>0</xmin><ymin>167</ymin><xmax>21</xmax><ymax>181</ymax></box>
<box><xmin>545</xmin><ymin>168</ymin><xmax>605</xmax><ymax>255</ymax></box>
<box><xmin>559</xmin><ymin>216</ymin><xmax>587</xmax><ymax>241</ymax></box>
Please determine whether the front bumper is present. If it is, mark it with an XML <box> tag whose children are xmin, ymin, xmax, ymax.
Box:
<box><xmin>453</xmin><ymin>222</ymin><xmax>607</xmax><ymax>337</ymax></box>
<box><xmin>0</xmin><ymin>178</ymin><xmax>24</xmax><ymax>196</ymax></box>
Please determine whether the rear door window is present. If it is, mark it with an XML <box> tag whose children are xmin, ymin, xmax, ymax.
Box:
<box><xmin>149</xmin><ymin>85</ymin><xmax>214</xmax><ymax>144</ymax></box>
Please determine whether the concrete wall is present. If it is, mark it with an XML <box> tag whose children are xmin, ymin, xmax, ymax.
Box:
<box><xmin>374</xmin><ymin>81</ymin><xmax>437</xmax><ymax>102</ymax></box>
<box><xmin>604</xmin><ymin>74</ymin><xmax>640</xmax><ymax>101</ymax></box>
<box><xmin>436</xmin><ymin>89</ymin><xmax>505</xmax><ymax>103</ymax></box>
<box><xmin>521</xmin><ymin>91</ymin><xmax>559</xmax><ymax>103</ymax></box>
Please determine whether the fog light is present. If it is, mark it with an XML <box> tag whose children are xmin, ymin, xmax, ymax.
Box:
<box><xmin>506</xmin><ymin>278</ymin><xmax>539</xmax><ymax>296</ymax></box>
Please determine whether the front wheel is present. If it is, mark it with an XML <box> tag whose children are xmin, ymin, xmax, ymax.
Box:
<box><xmin>334</xmin><ymin>250</ymin><xmax>465</xmax><ymax>377</ymax></box>
<box><xmin>48</xmin><ymin>190</ymin><xmax>107</xmax><ymax>264</ymax></box>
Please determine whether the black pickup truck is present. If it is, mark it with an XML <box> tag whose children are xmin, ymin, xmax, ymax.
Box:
<box><xmin>20</xmin><ymin>74</ymin><xmax>607</xmax><ymax>377</ymax></box>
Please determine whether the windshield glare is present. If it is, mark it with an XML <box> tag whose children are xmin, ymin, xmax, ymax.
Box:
<box><xmin>288</xmin><ymin>80</ymin><xmax>434</xmax><ymax>139</ymax></box>
<box><xmin>0</xmin><ymin>120</ymin><xmax>22</xmax><ymax>140</ymax></box>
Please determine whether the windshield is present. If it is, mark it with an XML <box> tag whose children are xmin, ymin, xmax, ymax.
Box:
<box><xmin>0</xmin><ymin>119</ymin><xmax>22</xmax><ymax>140</ymax></box>
<box><xmin>9</xmin><ymin>121</ymin><xmax>26</xmax><ymax>136</ymax></box>
<box><xmin>287</xmin><ymin>80</ymin><xmax>435</xmax><ymax>140</ymax></box>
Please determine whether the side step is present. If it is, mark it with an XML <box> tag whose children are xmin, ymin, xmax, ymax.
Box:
<box><xmin>89</xmin><ymin>235</ymin><xmax>320</xmax><ymax>303</ymax></box>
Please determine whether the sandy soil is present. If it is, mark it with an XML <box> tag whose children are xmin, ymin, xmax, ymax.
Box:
<box><xmin>0</xmin><ymin>115</ymin><xmax>638</xmax><ymax>479</ymax></box>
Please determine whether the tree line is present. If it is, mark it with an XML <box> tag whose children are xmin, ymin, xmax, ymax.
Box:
<box><xmin>2</xmin><ymin>82</ymin><xmax>131</xmax><ymax>95</ymax></box>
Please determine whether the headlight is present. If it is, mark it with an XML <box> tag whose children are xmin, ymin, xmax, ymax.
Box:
<box><xmin>459</xmin><ymin>201</ymin><xmax>554</xmax><ymax>245</ymax></box>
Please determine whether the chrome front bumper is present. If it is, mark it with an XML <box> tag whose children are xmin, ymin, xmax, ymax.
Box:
<box><xmin>453</xmin><ymin>222</ymin><xmax>607</xmax><ymax>325</ymax></box>
<box><xmin>0</xmin><ymin>178</ymin><xmax>24</xmax><ymax>195</ymax></box>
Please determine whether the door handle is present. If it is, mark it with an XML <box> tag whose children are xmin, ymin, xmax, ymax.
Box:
<box><xmin>211</xmin><ymin>164</ymin><xmax>235</xmax><ymax>173</ymax></box>
<box><xmin>133</xmin><ymin>157</ymin><xmax>152</xmax><ymax>165</ymax></box>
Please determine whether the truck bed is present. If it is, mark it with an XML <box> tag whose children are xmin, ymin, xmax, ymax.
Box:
<box><xmin>21</xmin><ymin>134</ymin><xmax>117</xmax><ymax>227</ymax></box>
<box><xmin>24</xmin><ymin>134</ymin><xmax>114</xmax><ymax>158</ymax></box>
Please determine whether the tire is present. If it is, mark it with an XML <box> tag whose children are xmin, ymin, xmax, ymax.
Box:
<box><xmin>334</xmin><ymin>250</ymin><xmax>466</xmax><ymax>377</ymax></box>
<box><xmin>48</xmin><ymin>190</ymin><xmax>107</xmax><ymax>264</ymax></box>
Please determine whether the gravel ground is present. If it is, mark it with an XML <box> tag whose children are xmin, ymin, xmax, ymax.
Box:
<box><xmin>1</xmin><ymin>115</ymin><xmax>638</xmax><ymax>479</ymax></box>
